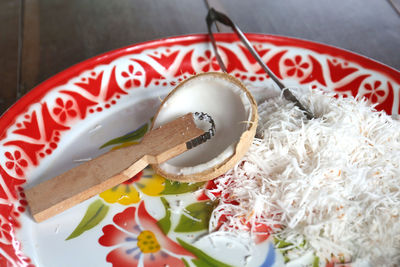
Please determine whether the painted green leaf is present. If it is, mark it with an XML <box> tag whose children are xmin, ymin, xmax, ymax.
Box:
<box><xmin>312</xmin><ymin>256</ymin><xmax>320</xmax><ymax>267</ymax></box>
<box><xmin>66</xmin><ymin>199</ymin><xmax>109</xmax><ymax>240</ymax></box>
<box><xmin>274</xmin><ymin>237</ymin><xmax>293</xmax><ymax>249</ymax></box>
<box><xmin>283</xmin><ymin>255</ymin><xmax>290</xmax><ymax>263</ymax></box>
<box><xmin>100</xmin><ymin>123</ymin><xmax>148</xmax><ymax>149</ymax></box>
<box><xmin>177</xmin><ymin>238</ymin><xmax>232</xmax><ymax>267</ymax></box>
<box><xmin>174</xmin><ymin>200</ymin><xmax>217</xmax><ymax>233</ymax></box>
<box><xmin>274</xmin><ymin>237</ymin><xmax>308</xmax><ymax>263</ymax></box>
<box><xmin>182</xmin><ymin>258</ymin><xmax>190</xmax><ymax>267</ymax></box>
<box><xmin>161</xmin><ymin>180</ymin><xmax>205</xmax><ymax>195</ymax></box>
<box><xmin>157</xmin><ymin>197</ymin><xmax>171</xmax><ymax>235</ymax></box>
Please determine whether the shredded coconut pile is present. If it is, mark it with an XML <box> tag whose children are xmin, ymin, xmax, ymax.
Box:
<box><xmin>207</xmin><ymin>89</ymin><xmax>400</xmax><ymax>265</ymax></box>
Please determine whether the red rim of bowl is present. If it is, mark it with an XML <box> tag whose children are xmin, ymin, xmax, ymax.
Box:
<box><xmin>1</xmin><ymin>33</ymin><xmax>399</xmax><ymax>139</ymax></box>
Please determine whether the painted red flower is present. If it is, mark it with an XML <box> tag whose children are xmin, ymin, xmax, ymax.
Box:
<box><xmin>197</xmin><ymin>50</ymin><xmax>220</xmax><ymax>72</ymax></box>
<box><xmin>211</xmin><ymin>208</ymin><xmax>272</xmax><ymax>244</ymax></box>
<box><xmin>121</xmin><ymin>65</ymin><xmax>142</xmax><ymax>88</ymax></box>
<box><xmin>363</xmin><ymin>80</ymin><xmax>385</xmax><ymax>103</ymax></box>
<box><xmin>53</xmin><ymin>98</ymin><xmax>77</xmax><ymax>122</ymax></box>
<box><xmin>0</xmin><ymin>223</ymin><xmax>12</xmax><ymax>243</ymax></box>
<box><xmin>4</xmin><ymin>151</ymin><xmax>27</xmax><ymax>176</ymax></box>
<box><xmin>0</xmin><ymin>202</ymin><xmax>35</xmax><ymax>267</ymax></box>
<box><xmin>99</xmin><ymin>201</ymin><xmax>193</xmax><ymax>267</ymax></box>
<box><xmin>284</xmin><ymin>55</ymin><xmax>309</xmax><ymax>78</ymax></box>
<box><xmin>199</xmin><ymin>178</ymin><xmax>270</xmax><ymax>244</ymax></box>
<box><xmin>197</xmin><ymin>177</ymin><xmax>238</xmax><ymax>205</ymax></box>
<box><xmin>197</xmin><ymin>179</ymin><xmax>221</xmax><ymax>201</ymax></box>
<box><xmin>325</xmin><ymin>255</ymin><xmax>352</xmax><ymax>267</ymax></box>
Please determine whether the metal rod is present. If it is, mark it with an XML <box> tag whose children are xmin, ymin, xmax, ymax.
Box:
<box><xmin>203</xmin><ymin>0</ymin><xmax>222</xmax><ymax>32</ymax></box>
<box><xmin>388</xmin><ymin>0</ymin><xmax>400</xmax><ymax>16</ymax></box>
<box><xmin>206</xmin><ymin>8</ymin><xmax>314</xmax><ymax>119</ymax></box>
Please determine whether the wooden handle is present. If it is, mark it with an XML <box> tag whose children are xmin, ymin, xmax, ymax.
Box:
<box><xmin>25</xmin><ymin>113</ymin><xmax>204</xmax><ymax>222</ymax></box>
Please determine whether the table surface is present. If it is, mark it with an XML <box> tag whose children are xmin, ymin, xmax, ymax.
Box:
<box><xmin>1</xmin><ymin>0</ymin><xmax>400</xmax><ymax>115</ymax></box>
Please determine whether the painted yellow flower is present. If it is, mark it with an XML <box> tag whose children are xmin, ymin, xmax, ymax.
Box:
<box><xmin>99</xmin><ymin>167</ymin><xmax>166</xmax><ymax>205</ymax></box>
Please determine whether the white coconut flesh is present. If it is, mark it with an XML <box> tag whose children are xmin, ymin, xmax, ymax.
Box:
<box><xmin>152</xmin><ymin>72</ymin><xmax>258</xmax><ymax>182</ymax></box>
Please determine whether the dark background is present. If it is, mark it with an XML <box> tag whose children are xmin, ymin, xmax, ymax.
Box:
<box><xmin>1</xmin><ymin>0</ymin><xmax>400</xmax><ymax>115</ymax></box>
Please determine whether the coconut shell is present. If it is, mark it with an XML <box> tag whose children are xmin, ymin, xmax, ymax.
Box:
<box><xmin>151</xmin><ymin>72</ymin><xmax>258</xmax><ymax>182</ymax></box>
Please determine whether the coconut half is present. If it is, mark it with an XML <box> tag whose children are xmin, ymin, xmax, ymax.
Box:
<box><xmin>152</xmin><ymin>72</ymin><xmax>258</xmax><ymax>182</ymax></box>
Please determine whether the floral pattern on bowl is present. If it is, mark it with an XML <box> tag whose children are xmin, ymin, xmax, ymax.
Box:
<box><xmin>0</xmin><ymin>33</ymin><xmax>399</xmax><ymax>266</ymax></box>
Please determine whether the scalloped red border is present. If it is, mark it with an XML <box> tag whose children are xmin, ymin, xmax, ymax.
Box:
<box><xmin>1</xmin><ymin>33</ymin><xmax>399</xmax><ymax>139</ymax></box>
<box><xmin>0</xmin><ymin>33</ymin><xmax>399</xmax><ymax>266</ymax></box>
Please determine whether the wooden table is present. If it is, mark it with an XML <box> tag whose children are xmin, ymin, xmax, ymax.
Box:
<box><xmin>1</xmin><ymin>0</ymin><xmax>400</xmax><ymax>115</ymax></box>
